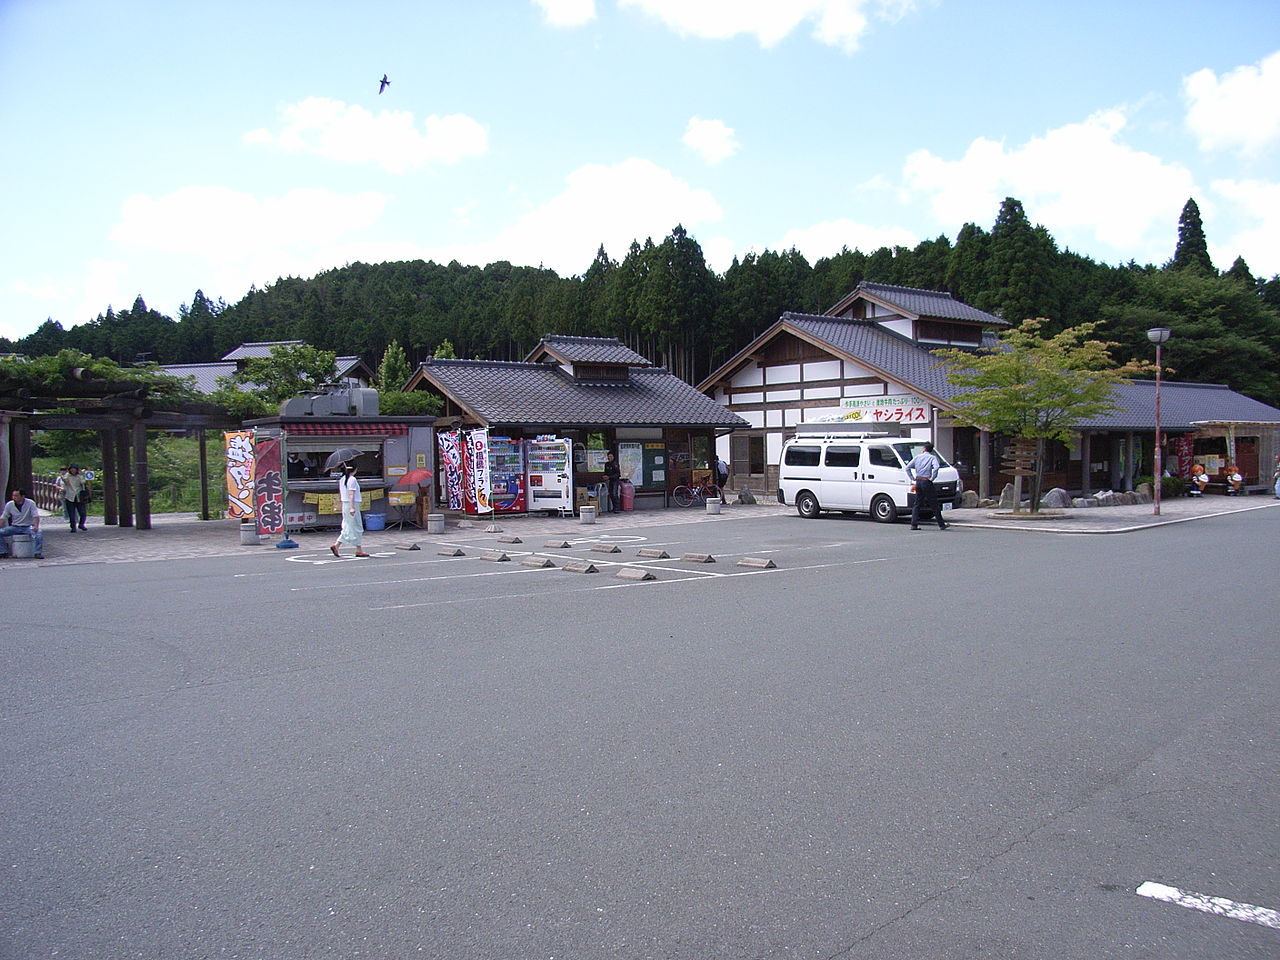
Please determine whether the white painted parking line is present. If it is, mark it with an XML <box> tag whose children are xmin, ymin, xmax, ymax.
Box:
<box><xmin>1136</xmin><ymin>881</ymin><xmax>1280</xmax><ymax>931</ymax></box>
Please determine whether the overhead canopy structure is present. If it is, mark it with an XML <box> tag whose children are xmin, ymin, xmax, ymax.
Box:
<box><xmin>0</xmin><ymin>364</ymin><xmax>240</xmax><ymax>530</ymax></box>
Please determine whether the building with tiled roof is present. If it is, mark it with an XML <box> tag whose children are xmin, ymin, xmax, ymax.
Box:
<box><xmin>160</xmin><ymin>343</ymin><xmax>373</xmax><ymax>395</ymax></box>
<box><xmin>700</xmin><ymin>283</ymin><xmax>1280</xmax><ymax>497</ymax></box>
<box><xmin>405</xmin><ymin>336</ymin><xmax>748</xmax><ymax>509</ymax></box>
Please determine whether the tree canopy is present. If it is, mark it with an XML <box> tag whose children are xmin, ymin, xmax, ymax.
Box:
<box><xmin>5</xmin><ymin>197</ymin><xmax>1277</xmax><ymax>406</ymax></box>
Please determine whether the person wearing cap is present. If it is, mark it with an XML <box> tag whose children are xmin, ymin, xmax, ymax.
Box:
<box><xmin>61</xmin><ymin>464</ymin><xmax>90</xmax><ymax>531</ymax></box>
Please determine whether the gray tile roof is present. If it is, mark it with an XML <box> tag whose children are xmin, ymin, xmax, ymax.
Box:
<box><xmin>221</xmin><ymin>341</ymin><xmax>305</xmax><ymax>360</ymax></box>
<box><xmin>781</xmin><ymin>313</ymin><xmax>1280</xmax><ymax>429</ymax></box>
<box><xmin>835</xmin><ymin>282</ymin><xmax>1008</xmax><ymax>326</ymax></box>
<box><xmin>528</xmin><ymin>335</ymin><xmax>651</xmax><ymax>366</ymax></box>
<box><xmin>160</xmin><ymin>362</ymin><xmax>237</xmax><ymax>394</ymax></box>
<box><xmin>1077</xmin><ymin>380</ymin><xmax>1280</xmax><ymax>430</ymax></box>
<box><xmin>782</xmin><ymin>313</ymin><xmax>972</xmax><ymax>403</ymax></box>
<box><xmin>417</xmin><ymin>358</ymin><xmax>748</xmax><ymax>428</ymax></box>
<box><xmin>161</xmin><ymin>355</ymin><xmax>370</xmax><ymax>394</ymax></box>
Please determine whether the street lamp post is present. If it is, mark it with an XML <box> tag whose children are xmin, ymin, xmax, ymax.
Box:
<box><xmin>1147</xmin><ymin>327</ymin><xmax>1172</xmax><ymax>516</ymax></box>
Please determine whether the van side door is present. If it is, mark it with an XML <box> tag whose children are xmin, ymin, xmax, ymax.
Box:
<box><xmin>822</xmin><ymin>444</ymin><xmax>863</xmax><ymax>510</ymax></box>
<box><xmin>865</xmin><ymin>444</ymin><xmax>910</xmax><ymax>511</ymax></box>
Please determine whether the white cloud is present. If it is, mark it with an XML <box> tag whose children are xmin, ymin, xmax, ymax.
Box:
<box><xmin>533</xmin><ymin>0</ymin><xmax>596</xmax><ymax>26</ymax></box>
<box><xmin>82</xmin><ymin>186</ymin><xmax>393</xmax><ymax>320</ymax></box>
<box><xmin>901</xmin><ymin>108</ymin><xmax>1197</xmax><ymax>258</ymax></box>
<box><xmin>244</xmin><ymin>97</ymin><xmax>488</xmax><ymax>173</ymax></box>
<box><xmin>619</xmin><ymin>0</ymin><xmax>914</xmax><ymax>53</ymax></box>
<box><xmin>1183</xmin><ymin>51</ymin><xmax>1280</xmax><ymax>157</ymax></box>
<box><xmin>683</xmin><ymin>117</ymin><xmax>739</xmax><ymax>163</ymax></box>
<box><xmin>428</xmin><ymin>158</ymin><xmax>723</xmax><ymax>274</ymax></box>
<box><xmin>777</xmin><ymin>219</ymin><xmax>917</xmax><ymax>262</ymax></box>
<box><xmin>1210</xmin><ymin>178</ymin><xmax>1280</xmax><ymax>275</ymax></box>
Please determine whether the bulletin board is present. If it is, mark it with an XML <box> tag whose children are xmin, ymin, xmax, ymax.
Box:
<box><xmin>637</xmin><ymin>442</ymin><xmax>667</xmax><ymax>491</ymax></box>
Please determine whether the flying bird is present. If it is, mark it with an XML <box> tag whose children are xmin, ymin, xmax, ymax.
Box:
<box><xmin>379</xmin><ymin>74</ymin><xmax>390</xmax><ymax>94</ymax></box>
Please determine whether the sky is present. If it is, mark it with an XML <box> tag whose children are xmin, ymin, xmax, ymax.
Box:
<box><xmin>2</xmin><ymin>0</ymin><xmax>1279</xmax><ymax>343</ymax></box>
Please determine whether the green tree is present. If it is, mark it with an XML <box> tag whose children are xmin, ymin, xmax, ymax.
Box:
<box><xmin>1169</xmin><ymin>198</ymin><xmax>1214</xmax><ymax>275</ymax></box>
<box><xmin>377</xmin><ymin>340</ymin><xmax>412</xmax><ymax>390</ymax></box>
<box><xmin>937</xmin><ymin>319</ymin><xmax>1144</xmax><ymax>513</ymax></box>
<box><xmin>209</xmin><ymin>343</ymin><xmax>338</xmax><ymax>418</ymax></box>
<box><xmin>983</xmin><ymin>198</ymin><xmax>1061</xmax><ymax>324</ymax></box>
<box><xmin>1222</xmin><ymin>255</ymin><xmax>1254</xmax><ymax>286</ymax></box>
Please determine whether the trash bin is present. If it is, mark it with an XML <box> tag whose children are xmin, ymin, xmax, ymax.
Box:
<box><xmin>364</xmin><ymin>512</ymin><xmax>386</xmax><ymax>531</ymax></box>
<box><xmin>9</xmin><ymin>533</ymin><xmax>34</xmax><ymax>558</ymax></box>
<box><xmin>706</xmin><ymin>497</ymin><xmax>722</xmax><ymax>515</ymax></box>
<box><xmin>620</xmin><ymin>479</ymin><xmax>635</xmax><ymax>511</ymax></box>
<box><xmin>580</xmin><ymin>505</ymin><xmax>597</xmax><ymax>524</ymax></box>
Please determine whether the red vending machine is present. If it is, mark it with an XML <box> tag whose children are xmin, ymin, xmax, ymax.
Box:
<box><xmin>488</xmin><ymin>436</ymin><xmax>527</xmax><ymax>513</ymax></box>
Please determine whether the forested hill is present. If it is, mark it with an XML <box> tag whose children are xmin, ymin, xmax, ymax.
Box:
<box><xmin>8</xmin><ymin>197</ymin><xmax>1280</xmax><ymax>405</ymax></box>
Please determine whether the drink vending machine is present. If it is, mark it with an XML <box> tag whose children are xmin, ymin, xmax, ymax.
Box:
<box><xmin>488</xmin><ymin>437</ymin><xmax>527</xmax><ymax>513</ymax></box>
<box><xmin>525</xmin><ymin>437</ymin><xmax>573</xmax><ymax>514</ymax></box>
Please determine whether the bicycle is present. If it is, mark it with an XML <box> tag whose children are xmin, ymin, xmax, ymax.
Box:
<box><xmin>671</xmin><ymin>479</ymin><xmax>721</xmax><ymax>507</ymax></box>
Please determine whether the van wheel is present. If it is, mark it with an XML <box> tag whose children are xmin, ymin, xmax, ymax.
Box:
<box><xmin>796</xmin><ymin>491</ymin><xmax>821</xmax><ymax>519</ymax></box>
<box><xmin>871</xmin><ymin>494</ymin><xmax>897</xmax><ymax>523</ymax></box>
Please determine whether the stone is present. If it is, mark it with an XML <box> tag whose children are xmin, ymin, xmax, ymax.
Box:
<box><xmin>1136</xmin><ymin>481</ymin><xmax>1153</xmax><ymax>498</ymax></box>
<box><xmin>998</xmin><ymin>483</ymin><xmax>1017</xmax><ymax>508</ymax></box>
<box><xmin>737</xmin><ymin>488</ymin><xmax>757</xmax><ymax>505</ymax></box>
<box><xmin>960</xmin><ymin>490</ymin><xmax>980</xmax><ymax>508</ymax></box>
<box><xmin>1039</xmin><ymin>487</ymin><xmax>1072</xmax><ymax>509</ymax></box>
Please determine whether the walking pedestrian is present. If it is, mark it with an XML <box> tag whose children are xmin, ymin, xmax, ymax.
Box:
<box><xmin>905</xmin><ymin>442</ymin><xmax>947</xmax><ymax>530</ymax></box>
<box><xmin>330</xmin><ymin>464</ymin><xmax>370</xmax><ymax>558</ymax></box>
<box><xmin>61</xmin><ymin>463</ymin><xmax>90</xmax><ymax>531</ymax></box>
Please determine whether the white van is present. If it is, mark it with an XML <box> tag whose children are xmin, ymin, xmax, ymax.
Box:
<box><xmin>778</xmin><ymin>430</ymin><xmax>962</xmax><ymax>522</ymax></box>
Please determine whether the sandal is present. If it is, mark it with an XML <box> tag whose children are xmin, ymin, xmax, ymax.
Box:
<box><xmin>329</xmin><ymin>545</ymin><xmax>340</xmax><ymax>557</ymax></box>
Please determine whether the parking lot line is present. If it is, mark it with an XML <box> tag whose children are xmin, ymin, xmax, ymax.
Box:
<box><xmin>1136</xmin><ymin>881</ymin><xmax>1280</xmax><ymax>930</ymax></box>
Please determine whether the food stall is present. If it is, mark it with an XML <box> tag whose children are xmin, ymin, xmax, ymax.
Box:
<box><xmin>236</xmin><ymin>411</ymin><xmax>436</xmax><ymax>531</ymax></box>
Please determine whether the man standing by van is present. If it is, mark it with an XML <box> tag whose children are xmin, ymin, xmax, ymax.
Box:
<box><xmin>905</xmin><ymin>442</ymin><xmax>947</xmax><ymax>531</ymax></box>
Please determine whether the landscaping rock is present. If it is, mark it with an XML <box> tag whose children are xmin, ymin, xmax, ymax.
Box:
<box><xmin>1040</xmin><ymin>487</ymin><xmax>1072</xmax><ymax>509</ymax></box>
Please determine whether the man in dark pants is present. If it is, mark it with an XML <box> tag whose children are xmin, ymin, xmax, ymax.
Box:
<box><xmin>603</xmin><ymin>451</ymin><xmax>622</xmax><ymax>513</ymax></box>
<box><xmin>905</xmin><ymin>441</ymin><xmax>947</xmax><ymax>530</ymax></box>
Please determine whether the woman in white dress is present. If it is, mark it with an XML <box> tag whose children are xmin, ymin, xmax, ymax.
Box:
<box><xmin>330</xmin><ymin>464</ymin><xmax>370</xmax><ymax>558</ymax></box>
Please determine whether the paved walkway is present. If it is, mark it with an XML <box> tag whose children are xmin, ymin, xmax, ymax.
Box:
<box><xmin>4</xmin><ymin>495</ymin><xmax>1277</xmax><ymax>567</ymax></box>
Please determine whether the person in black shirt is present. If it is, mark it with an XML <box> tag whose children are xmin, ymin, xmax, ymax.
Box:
<box><xmin>603</xmin><ymin>452</ymin><xmax>622</xmax><ymax>513</ymax></box>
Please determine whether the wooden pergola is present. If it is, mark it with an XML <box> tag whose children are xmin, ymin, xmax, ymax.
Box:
<box><xmin>2</xmin><ymin>374</ymin><xmax>240</xmax><ymax>530</ymax></box>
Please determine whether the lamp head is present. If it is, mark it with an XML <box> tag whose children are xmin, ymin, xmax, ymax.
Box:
<box><xmin>1146</xmin><ymin>327</ymin><xmax>1172</xmax><ymax>345</ymax></box>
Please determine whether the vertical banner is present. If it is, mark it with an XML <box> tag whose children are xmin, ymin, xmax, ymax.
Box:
<box><xmin>253</xmin><ymin>436</ymin><xmax>284</xmax><ymax>536</ymax></box>
<box><xmin>224</xmin><ymin>430</ymin><xmax>255</xmax><ymax>519</ymax></box>
<box><xmin>1175</xmin><ymin>436</ymin><xmax>1195</xmax><ymax>479</ymax></box>
<box><xmin>464</xmin><ymin>428</ymin><xmax>491</xmax><ymax>514</ymax></box>
<box><xmin>437</xmin><ymin>430</ymin><xmax>465</xmax><ymax>510</ymax></box>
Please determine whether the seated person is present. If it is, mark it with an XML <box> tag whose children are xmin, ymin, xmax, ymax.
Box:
<box><xmin>1225</xmin><ymin>464</ymin><xmax>1244</xmax><ymax>495</ymax></box>
<box><xmin>0</xmin><ymin>488</ymin><xmax>44</xmax><ymax>559</ymax></box>
<box><xmin>1188</xmin><ymin>464</ymin><xmax>1208</xmax><ymax>496</ymax></box>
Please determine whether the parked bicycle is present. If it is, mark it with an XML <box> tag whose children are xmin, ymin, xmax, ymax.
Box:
<box><xmin>671</xmin><ymin>479</ymin><xmax>721</xmax><ymax>507</ymax></box>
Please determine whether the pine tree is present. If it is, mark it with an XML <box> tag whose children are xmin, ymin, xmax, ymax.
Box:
<box><xmin>1170</xmin><ymin>198</ymin><xmax>1214</xmax><ymax>275</ymax></box>
<box><xmin>1223</xmin><ymin>255</ymin><xmax>1254</xmax><ymax>286</ymax></box>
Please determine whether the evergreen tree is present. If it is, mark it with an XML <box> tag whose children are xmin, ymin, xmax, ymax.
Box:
<box><xmin>984</xmin><ymin>198</ymin><xmax>1060</xmax><ymax>324</ymax></box>
<box><xmin>1170</xmin><ymin>198</ymin><xmax>1214</xmax><ymax>275</ymax></box>
<box><xmin>1223</xmin><ymin>255</ymin><xmax>1254</xmax><ymax>286</ymax></box>
<box><xmin>377</xmin><ymin>340</ymin><xmax>412</xmax><ymax>390</ymax></box>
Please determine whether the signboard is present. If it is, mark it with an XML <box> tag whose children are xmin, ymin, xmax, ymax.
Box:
<box><xmin>618</xmin><ymin>442</ymin><xmax>643</xmax><ymax>487</ymax></box>
<box><xmin>253</xmin><ymin>436</ymin><xmax>285</xmax><ymax>536</ymax></box>
<box><xmin>224</xmin><ymin>430</ymin><xmax>255</xmax><ymax>519</ymax></box>
<box><xmin>832</xmin><ymin>394</ymin><xmax>931</xmax><ymax>425</ymax></box>
<box><xmin>463</xmin><ymin>428</ymin><xmax>492</xmax><ymax>514</ymax></box>
<box><xmin>437</xmin><ymin>430</ymin><xmax>464</xmax><ymax>510</ymax></box>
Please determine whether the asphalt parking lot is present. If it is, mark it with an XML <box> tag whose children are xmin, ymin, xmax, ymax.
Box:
<box><xmin>3</xmin><ymin>498</ymin><xmax>1278</xmax><ymax>959</ymax></box>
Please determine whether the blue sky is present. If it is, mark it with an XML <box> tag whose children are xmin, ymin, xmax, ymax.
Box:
<box><xmin>2</xmin><ymin>0</ymin><xmax>1278</xmax><ymax>342</ymax></box>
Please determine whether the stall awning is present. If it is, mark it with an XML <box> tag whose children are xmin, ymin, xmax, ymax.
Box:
<box><xmin>284</xmin><ymin>422</ymin><xmax>408</xmax><ymax>436</ymax></box>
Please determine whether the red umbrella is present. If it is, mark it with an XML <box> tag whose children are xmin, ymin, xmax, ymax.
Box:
<box><xmin>394</xmin><ymin>468</ymin><xmax>435</xmax><ymax>487</ymax></box>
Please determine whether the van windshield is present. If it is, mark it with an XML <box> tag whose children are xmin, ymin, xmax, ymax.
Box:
<box><xmin>892</xmin><ymin>442</ymin><xmax>951</xmax><ymax>467</ymax></box>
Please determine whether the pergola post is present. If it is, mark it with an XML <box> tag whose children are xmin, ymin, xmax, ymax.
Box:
<box><xmin>978</xmin><ymin>428</ymin><xmax>991</xmax><ymax>500</ymax></box>
<box><xmin>197</xmin><ymin>427</ymin><xmax>211</xmax><ymax>520</ymax></box>
<box><xmin>99</xmin><ymin>429</ymin><xmax>118</xmax><ymax>525</ymax></box>
<box><xmin>133</xmin><ymin>420</ymin><xmax>151</xmax><ymax>530</ymax></box>
<box><xmin>115</xmin><ymin>429</ymin><xmax>133</xmax><ymax>527</ymax></box>
<box><xmin>1080</xmin><ymin>431</ymin><xmax>1091</xmax><ymax>496</ymax></box>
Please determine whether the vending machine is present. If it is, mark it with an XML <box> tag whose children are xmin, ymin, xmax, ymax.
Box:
<box><xmin>525</xmin><ymin>436</ymin><xmax>573</xmax><ymax>514</ymax></box>
<box><xmin>488</xmin><ymin>436</ymin><xmax>527</xmax><ymax>513</ymax></box>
